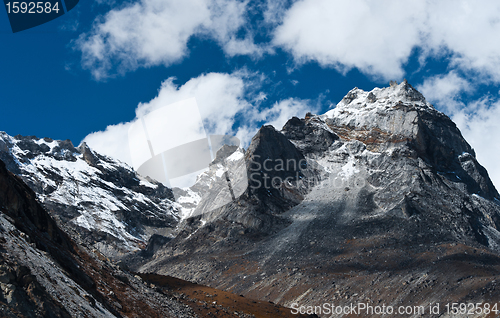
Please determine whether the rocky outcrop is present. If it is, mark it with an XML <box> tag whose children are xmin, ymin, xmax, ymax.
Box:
<box><xmin>0</xmin><ymin>159</ymin><xmax>197</xmax><ymax>317</ymax></box>
<box><xmin>282</xmin><ymin>116</ymin><xmax>339</xmax><ymax>154</ymax></box>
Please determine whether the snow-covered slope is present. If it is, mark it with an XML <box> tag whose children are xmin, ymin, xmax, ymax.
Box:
<box><xmin>0</xmin><ymin>132</ymin><xmax>180</xmax><ymax>259</ymax></box>
<box><xmin>173</xmin><ymin>145</ymin><xmax>248</xmax><ymax>220</ymax></box>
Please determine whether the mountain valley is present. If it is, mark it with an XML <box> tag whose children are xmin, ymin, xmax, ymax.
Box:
<box><xmin>2</xmin><ymin>81</ymin><xmax>500</xmax><ymax>317</ymax></box>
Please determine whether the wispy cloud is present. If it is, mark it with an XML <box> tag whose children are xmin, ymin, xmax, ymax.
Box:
<box><xmin>82</xmin><ymin>71</ymin><xmax>316</xmax><ymax>168</ymax></box>
<box><xmin>74</xmin><ymin>0</ymin><xmax>268</xmax><ymax>80</ymax></box>
<box><xmin>417</xmin><ymin>71</ymin><xmax>473</xmax><ymax>113</ymax></box>
<box><xmin>418</xmin><ymin>73</ymin><xmax>500</xmax><ymax>189</ymax></box>
<box><xmin>453</xmin><ymin>97</ymin><xmax>500</xmax><ymax>191</ymax></box>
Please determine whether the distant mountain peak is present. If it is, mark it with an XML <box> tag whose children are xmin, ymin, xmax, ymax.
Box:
<box><xmin>0</xmin><ymin>131</ymin><xmax>179</xmax><ymax>260</ymax></box>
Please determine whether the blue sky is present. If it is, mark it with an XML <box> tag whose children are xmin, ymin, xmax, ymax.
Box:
<box><xmin>2</xmin><ymin>0</ymin><xmax>500</xmax><ymax>187</ymax></box>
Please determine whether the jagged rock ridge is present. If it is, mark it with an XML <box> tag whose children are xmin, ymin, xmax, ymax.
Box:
<box><xmin>0</xmin><ymin>158</ymin><xmax>200</xmax><ymax>317</ymax></box>
<box><xmin>0</xmin><ymin>133</ymin><xmax>180</xmax><ymax>259</ymax></box>
<box><xmin>0</xmin><ymin>157</ymin><xmax>314</xmax><ymax>318</ymax></box>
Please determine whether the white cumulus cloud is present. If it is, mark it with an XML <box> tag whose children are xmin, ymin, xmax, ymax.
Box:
<box><xmin>82</xmin><ymin>71</ymin><xmax>316</xmax><ymax>173</ymax></box>
<box><xmin>83</xmin><ymin>121</ymin><xmax>134</xmax><ymax>165</ymax></box>
<box><xmin>274</xmin><ymin>0</ymin><xmax>425</xmax><ymax>80</ymax></box>
<box><xmin>274</xmin><ymin>0</ymin><xmax>500</xmax><ymax>82</ymax></box>
<box><xmin>75</xmin><ymin>0</ymin><xmax>266</xmax><ymax>80</ymax></box>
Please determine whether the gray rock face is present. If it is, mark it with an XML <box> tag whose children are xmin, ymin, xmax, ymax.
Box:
<box><xmin>282</xmin><ymin>116</ymin><xmax>339</xmax><ymax>154</ymax></box>
<box><xmin>0</xmin><ymin>132</ymin><xmax>180</xmax><ymax>260</ymax></box>
<box><xmin>0</xmin><ymin>158</ymin><xmax>200</xmax><ymax>318</ymax></box>
<box><xmin>133</xmin><ymin>82</ymin><xmax>500</xmax><ymax>314</ymax></box>
<box><xmin>322</xmin><ymin>80</ymin><xmax>497</xmax><ymax>200</ymax></box>
<box><xmin>1</xmin><ymin>158</ymin><xmax>306</xmax><ymax>318</ymax></box>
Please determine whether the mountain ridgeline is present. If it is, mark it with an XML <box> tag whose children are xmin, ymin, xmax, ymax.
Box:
<box><xmin>135</xmin><ymin>81</ymin><xmax>500</xmax><ymax>315</ymax></box>
<box><xmin>2</xmin><ymin>81</ymin><xmax>500</xmax><ymax>317</ymax></box>
<box><xmin>0</xmin><ymin>133</ymin><xmax>179</xmax><ymax>259</ymax></box>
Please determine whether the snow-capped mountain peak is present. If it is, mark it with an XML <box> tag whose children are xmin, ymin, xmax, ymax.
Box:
<box><xmin>0</xmin><ymin>132</ymin><xmax>179</xmax><ymax>259</ymax></box>
<box><xmin>324</xmin><ymin>80</ymin><xmax>433</xmax><ymax>121</ymax></box>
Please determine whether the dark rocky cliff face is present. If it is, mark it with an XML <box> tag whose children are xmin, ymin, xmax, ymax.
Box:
<box><xmin>0</xmin><ymin>159</ymin><xmax>199</xmax><ymax>317</ymax></box>
<box><xmin>133</xmin><ymin>82</ymin><xmax>500</xmax><ymax>316</ymax></box>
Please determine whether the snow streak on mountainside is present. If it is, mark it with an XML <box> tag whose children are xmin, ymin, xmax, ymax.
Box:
<box><xmin>173</xmin><ymin>145</ymin><xmax>248</xmax><ymax>220</ymax></box>
<box><xmin>0</xmin><ymin>133</ymin><xmax>180</xmax><ymax>259</ymax></box>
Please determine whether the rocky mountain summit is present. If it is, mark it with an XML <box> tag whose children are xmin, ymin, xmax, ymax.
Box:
<box><xmin>132</xmin><ymin>81</ymin><xmax>500</xmax><ymax>316</ymax></box>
